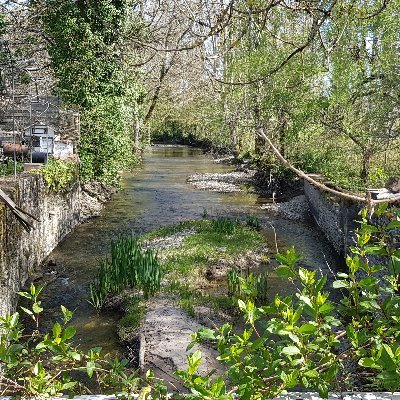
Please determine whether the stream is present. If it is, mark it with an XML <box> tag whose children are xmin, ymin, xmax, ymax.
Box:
<box><xmin>39</xmin><ymin>145</ymin><xmax>342</xmax><ymax>355</ymax></box>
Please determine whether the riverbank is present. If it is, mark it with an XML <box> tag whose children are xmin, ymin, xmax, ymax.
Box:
<box><xmin>99</xmin><ymin>217</ymin><xmax>271</xmax><ymax>388</ymax></box>
<box><xmin>187</xmin><ymin>163</ymin><xmax>307</xmax><ymax>222</ymax></box>
<box><xmin>79</xmin><ymin>182</ymin><xmax>117</xmax><ymax>222</ymax></box>
<box><xmin>19</xmin><ymin>145</ymin><xmax>343</xmax><ymax>395</ymax></box>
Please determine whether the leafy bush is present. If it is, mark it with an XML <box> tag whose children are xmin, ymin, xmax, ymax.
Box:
<box><xmin>32</xmin><ymin>158</ymin><xmax>78</xmax><ymax>192</ymax></box>
<box><xmin>0</xmin><ymin>284</ymin><xmax>147</xmax><ymax>397</ymax></box>
<box><xmin>180</xmin><ymin>204</ymin><xmax>400</xmax><ymax>398</ymax></box>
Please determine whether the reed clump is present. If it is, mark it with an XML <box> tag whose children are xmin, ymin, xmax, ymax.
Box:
<box><xmin>227</xmin><ymin>267</ymin><xmax>268</xmax><ymax>303</ymax></box>
<box><xmin>210</xmin><ymin>217</ymin><xmax>240</xmax><ymax>235</ymax></box>
<box><xmin>89</xmin><ymin>236</ymin><xmax>162</xmax><ymax>311</ymax></box>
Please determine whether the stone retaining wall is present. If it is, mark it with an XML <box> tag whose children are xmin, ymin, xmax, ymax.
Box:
<box><xmin>0</xmin><ymin>174</ymin><xmax>80</xmax><ymax>315</ymax></box>
<box><xmin>304</xmin><ymin>181</ymin><xmax>361</xmax><ymax>255</ymax></box>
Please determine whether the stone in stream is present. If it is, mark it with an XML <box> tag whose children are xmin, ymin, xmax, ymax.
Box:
<box><xmin>139</xmin><ymin>294</ymin><xmax>226</xmax><ymax>392</ymax></box>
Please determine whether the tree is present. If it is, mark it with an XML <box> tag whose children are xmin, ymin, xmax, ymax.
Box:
<box><xmin>42</xmin><ymin>0</ymin><xmax>144</xmax><ymax>184</ymax></box>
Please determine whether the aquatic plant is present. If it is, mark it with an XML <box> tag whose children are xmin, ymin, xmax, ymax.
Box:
<box><xmin>210</xmin><ymin>217</ymin><xmax>240</xmax><ymax>235</ymax></box>
<box><xmin>227</xmin><ymin>267</ymin><xmax>268</xmax><ymax>303</ymax></box>
<box><xmin>89</xmin><ymin>236</ymin><xmax>162</xmax><ymax>311</ymax></box>
<box><xmin>226</xmin><ymin>268</ymin><xmax>268</xmax><ymax>302</ymax></box>
<box><xmin>245</xmin><ymin>214</ymin><xmax>261</xmax><ymax>230</ymax></box>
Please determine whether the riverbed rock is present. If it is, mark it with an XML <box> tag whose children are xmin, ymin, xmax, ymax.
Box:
<box><xmin>187</xmin><ymin>170</ymin><xmax>256</xmax><ymax>193</ymax></box>
<box><xmin>140</xmin><ymin>294</ymin><xmax>226</xmax><ymax>392</ymax></box>
<box><xmin>260</xmin><ymin>195</ymin><xmax>312</xmax><ymax>223</ymax></box>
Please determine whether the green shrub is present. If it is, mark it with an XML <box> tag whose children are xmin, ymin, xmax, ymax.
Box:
<box><xmin>32</xmin><ymin>158</ymin><xmax>78</xmax><ymax>192</ymax></box>
<box><xmin>179</xmin><ymin>204</ymin><xmax>400</xmax><ymax>398</ymax></box>
<box><xmin>0</xmin><ymin>284</ymin><xmax>150</xmax><ymax>397</ymax></box>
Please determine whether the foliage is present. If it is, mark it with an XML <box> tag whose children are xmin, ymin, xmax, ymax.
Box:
<box><xmin>210</xmin><ymin>217</ymin><xmax>240</xmax><ymax>235</ymax></box>
<box><xmin>0</xmin><ymin>161</ymin><xmax>23</xmax><ymax>177</ymax></box>
<box><xmin>148</xmin><ymin>0</ymin><xmax>400</xmax><ymax>191</ymax></box>
<box><xmin>0</xmin><ymin>284</ymin><xmax>154</xmax><ymax>397</ymax></box>
<box><xmin>227</xmin><ymin>268</ymin><xmax>268</xmax><ymax>304</ymax></box>
<box><xmin>179</xmin><ymin>204</ymin><xmax>400</xmax><ymax>398</ymax></box>
<box><xmin>89</xmin><ymin>235</ymin><xmax>162</xmax><ymax>311</ymax></box>
<box><xmin>42</xmin><ymin>0</ymin><xmax>144</xmax><ymax>185</ymax></box>
<box><xmin>31</xmin><ymin>158</ymin><xmax>78</xmax><ymax>192</ymax></box>
<box><xmin>245</xmin><ymin>215</ymin><xmax>261</xmax><ymax>230</ymax></box>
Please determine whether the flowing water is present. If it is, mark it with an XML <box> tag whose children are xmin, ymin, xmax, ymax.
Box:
<box><xmin>39</xmin><ymin>145</ymin><xmax>342</xmax><ymax>354</ymax></box>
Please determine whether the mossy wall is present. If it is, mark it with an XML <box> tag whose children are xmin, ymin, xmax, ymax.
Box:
<box><xmin>0</xmin><ymin>174</ymin><xmax>80</xmax><ymax>315</ymax></box>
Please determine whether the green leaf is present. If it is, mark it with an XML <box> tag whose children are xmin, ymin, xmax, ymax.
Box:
<box><xmin>237</xmin><ymin>299</ymin><xmax>246</xmax><ymax>312</ymax></box>
<box><xmin>281</xmin><ymin>345</ymin><xmax>300</xmax><ymax>356</ymax></box>
<box><xmin>62</xmin><ymin>381</ymin><xmax>77</xmax><ymax>390</ymax></box>
<box><xmin>315</xmin><ymin>275</ymin><xmax>327</xmax><ymax>293</ymax></box>
<box><xmin>375</xmin><ymin>202</ymin><xmax>388</xmax><ymax>216</ymax></box>
<box><xmin>62</xmin><ymin>326</ymin><xmax>76</xmax><ymax>341</ymax></box>
<box><xmin>385</xmin><ymin>220</ymin><xmax>400</xmax><ymax>230</ymax></box>
<box><xmin>210</xmin><ymin>376</ymin><xmax>226</xmax><ymax>396</ymax></box>
<box><xmin>33</xmin><ymin>361</ymin><xmax>43</xmax><ymax>376</ymax></box>
<box><xmin>332</xmin><ymin>280</ymin><xmax>349</xmax><ymax>289</ymax></box>
<box><xmin>61</xmin><ymin>305</ymin><xmax>73</xmax><ymax>323</ymax></box>
<box><xmin>86</xmin><ymin>360</ymin><xmax>96</xmax><ymax>378</ymax></box>
<box><xmin>17</xmin><ymin>291</ymin><xmax>32</xmax><ymax>299</ymax></box>
<box><xmin>298</xmin><ymin>323</ymin><xmax>317</xmax><ymax>335</ymax></box>
<box><xmin>298</xmin><ymin>295</ymin><xmax>313</xmax><ymax>308</ymax></box>
<box><xmin>276</xmin><ymin>265</ymin><xmax>292</xmax><ymax>278</ymax></box>
<box><xmin>188</xmin><ymin>350</ymin><xmax>202</xmax><ymax>375</ymax></box>
<box><xmin>359</xmin><ymin>357</ymin><xmax>380</xmax><ymax>369</ymax></box>
<box><xmin>32</xmin><ymin>302</ymin><xmax>43</xmax><ymax>314</ymax></box>
<box><xmin>380</xmin><ymin>344</ymin><xmax>397</xmax><ymax>372</ymax></box>
<box><xmin>35</xmin><ymin>342</ymin><xmax>47</xmax><ymax>350</ymax></box>
<box><xmin>364</xmin><ymin>245</ymin><xmax>387</xmax><ymax>256</ymax></box>
<box><xmin>69</xmin><ymin>351</ymin><xmax>81</xmax><ymax>361</ymax></box>
<box><xmin>276</xmin><ymin>253</ymin><xmax>288</xmax><ymax>264</ymax></box>
<box><xmin>304</xmin><ymin>369</ymin><xmax>319</xmax><ymax>378</ymax></box>
<box><xmin>292</xmin><ymin>305</ymin><xmax>304</xmax><ymax>324</ymax></box>
<box><xmin>53</xmin><ymin>322</ymin><xmax>62</xmax><ymax>339</ymax></box>
<box><xmin>390</xmin><ymin>256</ymin><xmax>400</xmax><ymax>274</ymax></box>
<box><xmin>20</xmin><ymin>306</ymin><xmax>34</xmax><ymax>318</ymax></box>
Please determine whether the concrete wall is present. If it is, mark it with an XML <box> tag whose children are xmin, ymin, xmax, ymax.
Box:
<box><xmin>0</xmin><ymin>174</ymin><xmax>80</xmax><ymax>315</ymax></box>
<box><xmin>304</xmin><ymin>181</ymin><xmax>361</xmax><ymax>256</ymax></box>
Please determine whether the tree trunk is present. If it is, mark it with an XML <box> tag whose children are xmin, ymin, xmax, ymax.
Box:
<box><xmin>133</xmin><ymin>110</ymin><xmax>140</xmax><ymax>152</ymax></box>
<box><xmin>361</xmin><ymin>151</ymin><xmax>372</xmax><ymax>184</ymax></box>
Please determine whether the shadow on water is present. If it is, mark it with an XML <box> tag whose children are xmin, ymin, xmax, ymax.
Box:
<box><xmin>37</xmin><ymin>145</ymin><xmax>343</xmax><ymax>354</ymax></box>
